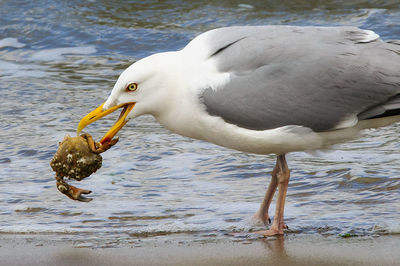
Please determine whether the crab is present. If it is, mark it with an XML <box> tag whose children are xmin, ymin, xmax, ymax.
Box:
<box><xmin>50</xmin><ymin>133</ymin><xmax>118</xmax><ymax>202</ymax></box>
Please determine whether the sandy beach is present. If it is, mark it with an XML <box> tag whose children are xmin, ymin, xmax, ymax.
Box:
<box><xmin>1</xmin><ymin>234</ymin><xmax>399</xmax><ymax>266</ymax></box>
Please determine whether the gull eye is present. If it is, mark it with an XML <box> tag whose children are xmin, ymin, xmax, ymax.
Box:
<box><xmin>126</xmin><ymin>83</ymin><xmax>138</xmax><ymax>92</ymax></box>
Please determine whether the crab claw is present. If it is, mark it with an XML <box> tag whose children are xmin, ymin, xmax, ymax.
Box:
<box><xmin>56</xmin><ymin>180</ymin><xmax>93</xmax><ymax>202</ymax></box>
<box><xmin>81</xmin><ymin>133</ymin><xmax>119</xmax><ymax>154</ymax></box>
<box><xmin>95</xmin><ymin>137</ymin><xmax>119</xmax><ymax>154</ymax></box>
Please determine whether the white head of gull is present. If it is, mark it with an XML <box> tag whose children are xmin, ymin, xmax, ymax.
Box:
<box><xmin>78</xmin><ymin>26</ymin><xmax>400</xmax><ymax>236</ymax></box>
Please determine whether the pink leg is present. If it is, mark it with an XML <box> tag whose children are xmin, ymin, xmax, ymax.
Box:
<box><xmin>252</xmin><ymin>160</ymin><xmax>279</xmax><ymax>225</ymax></box>
<box><xmin>255</xmin><ymin>154</ymin><xmax>290</xmax><ymax>236</ymax></box>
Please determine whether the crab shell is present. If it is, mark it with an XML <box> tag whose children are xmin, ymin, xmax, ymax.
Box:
<box><xmin>50</xmin><ymin>135</ymin><xmax>102</xmax><ymax>181</ymax></box>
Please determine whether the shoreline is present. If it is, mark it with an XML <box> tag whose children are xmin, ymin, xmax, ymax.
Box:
<box><xmin>1</xmin><ymin>234</ymin><xmax>399</xmax><ymax>266</ymax></box>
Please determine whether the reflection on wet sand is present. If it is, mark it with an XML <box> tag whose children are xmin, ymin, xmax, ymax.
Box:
<box><xmin>261</xmin><ymin>235</ymin><xmax>288</xmax><ymax>260</ymax></box>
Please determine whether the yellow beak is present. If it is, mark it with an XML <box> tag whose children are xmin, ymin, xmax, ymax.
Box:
<box><xmin>77</xmin><ymin>102</ymin><xmax>135</xmax><ymax>144</ymax></box>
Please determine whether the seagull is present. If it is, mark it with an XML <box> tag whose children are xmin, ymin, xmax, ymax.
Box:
<box><xmin>77</xmin><ymin>26</ymin><xmax>400</xmax><ymax>236</ymax></box>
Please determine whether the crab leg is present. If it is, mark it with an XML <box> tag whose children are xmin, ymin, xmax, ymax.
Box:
<box><xmin>56</xmin><ymin>178</ymin><xmax>92</xmax><ymax>202</ymax></box>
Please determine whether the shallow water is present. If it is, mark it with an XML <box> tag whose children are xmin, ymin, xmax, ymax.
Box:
<box><xmin>1</xmin><ymin>1</ymin><xmax>399</xmax><ymax>247</ymax></box>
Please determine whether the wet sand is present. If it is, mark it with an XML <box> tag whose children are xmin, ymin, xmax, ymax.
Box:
<box><xmin>1</xmin><ymin>234</ymin><xmax>399</xmax><ymax>266</ymax></box>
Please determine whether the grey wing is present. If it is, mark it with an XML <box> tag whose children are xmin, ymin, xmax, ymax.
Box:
<box><xmin>200</xmin><ymin>26</ymin><xmax>400</xmax><ymax>132</ymax></box>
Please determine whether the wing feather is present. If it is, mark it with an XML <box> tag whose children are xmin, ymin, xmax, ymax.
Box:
<box><xmin>198</xmin><ymin>26</ymin><xmax>400</xmax><ymax>132</ymax></box>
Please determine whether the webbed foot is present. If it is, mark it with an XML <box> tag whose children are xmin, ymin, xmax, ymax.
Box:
<box><xmin>253</xmin><ymin>222</ymin><xmax>289</xmax><ymax>237</ymax></box>
<box><xmin>252</xmin><ymin>210</ymin><xmax>272</xmax><ymax>226</ymax></box>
